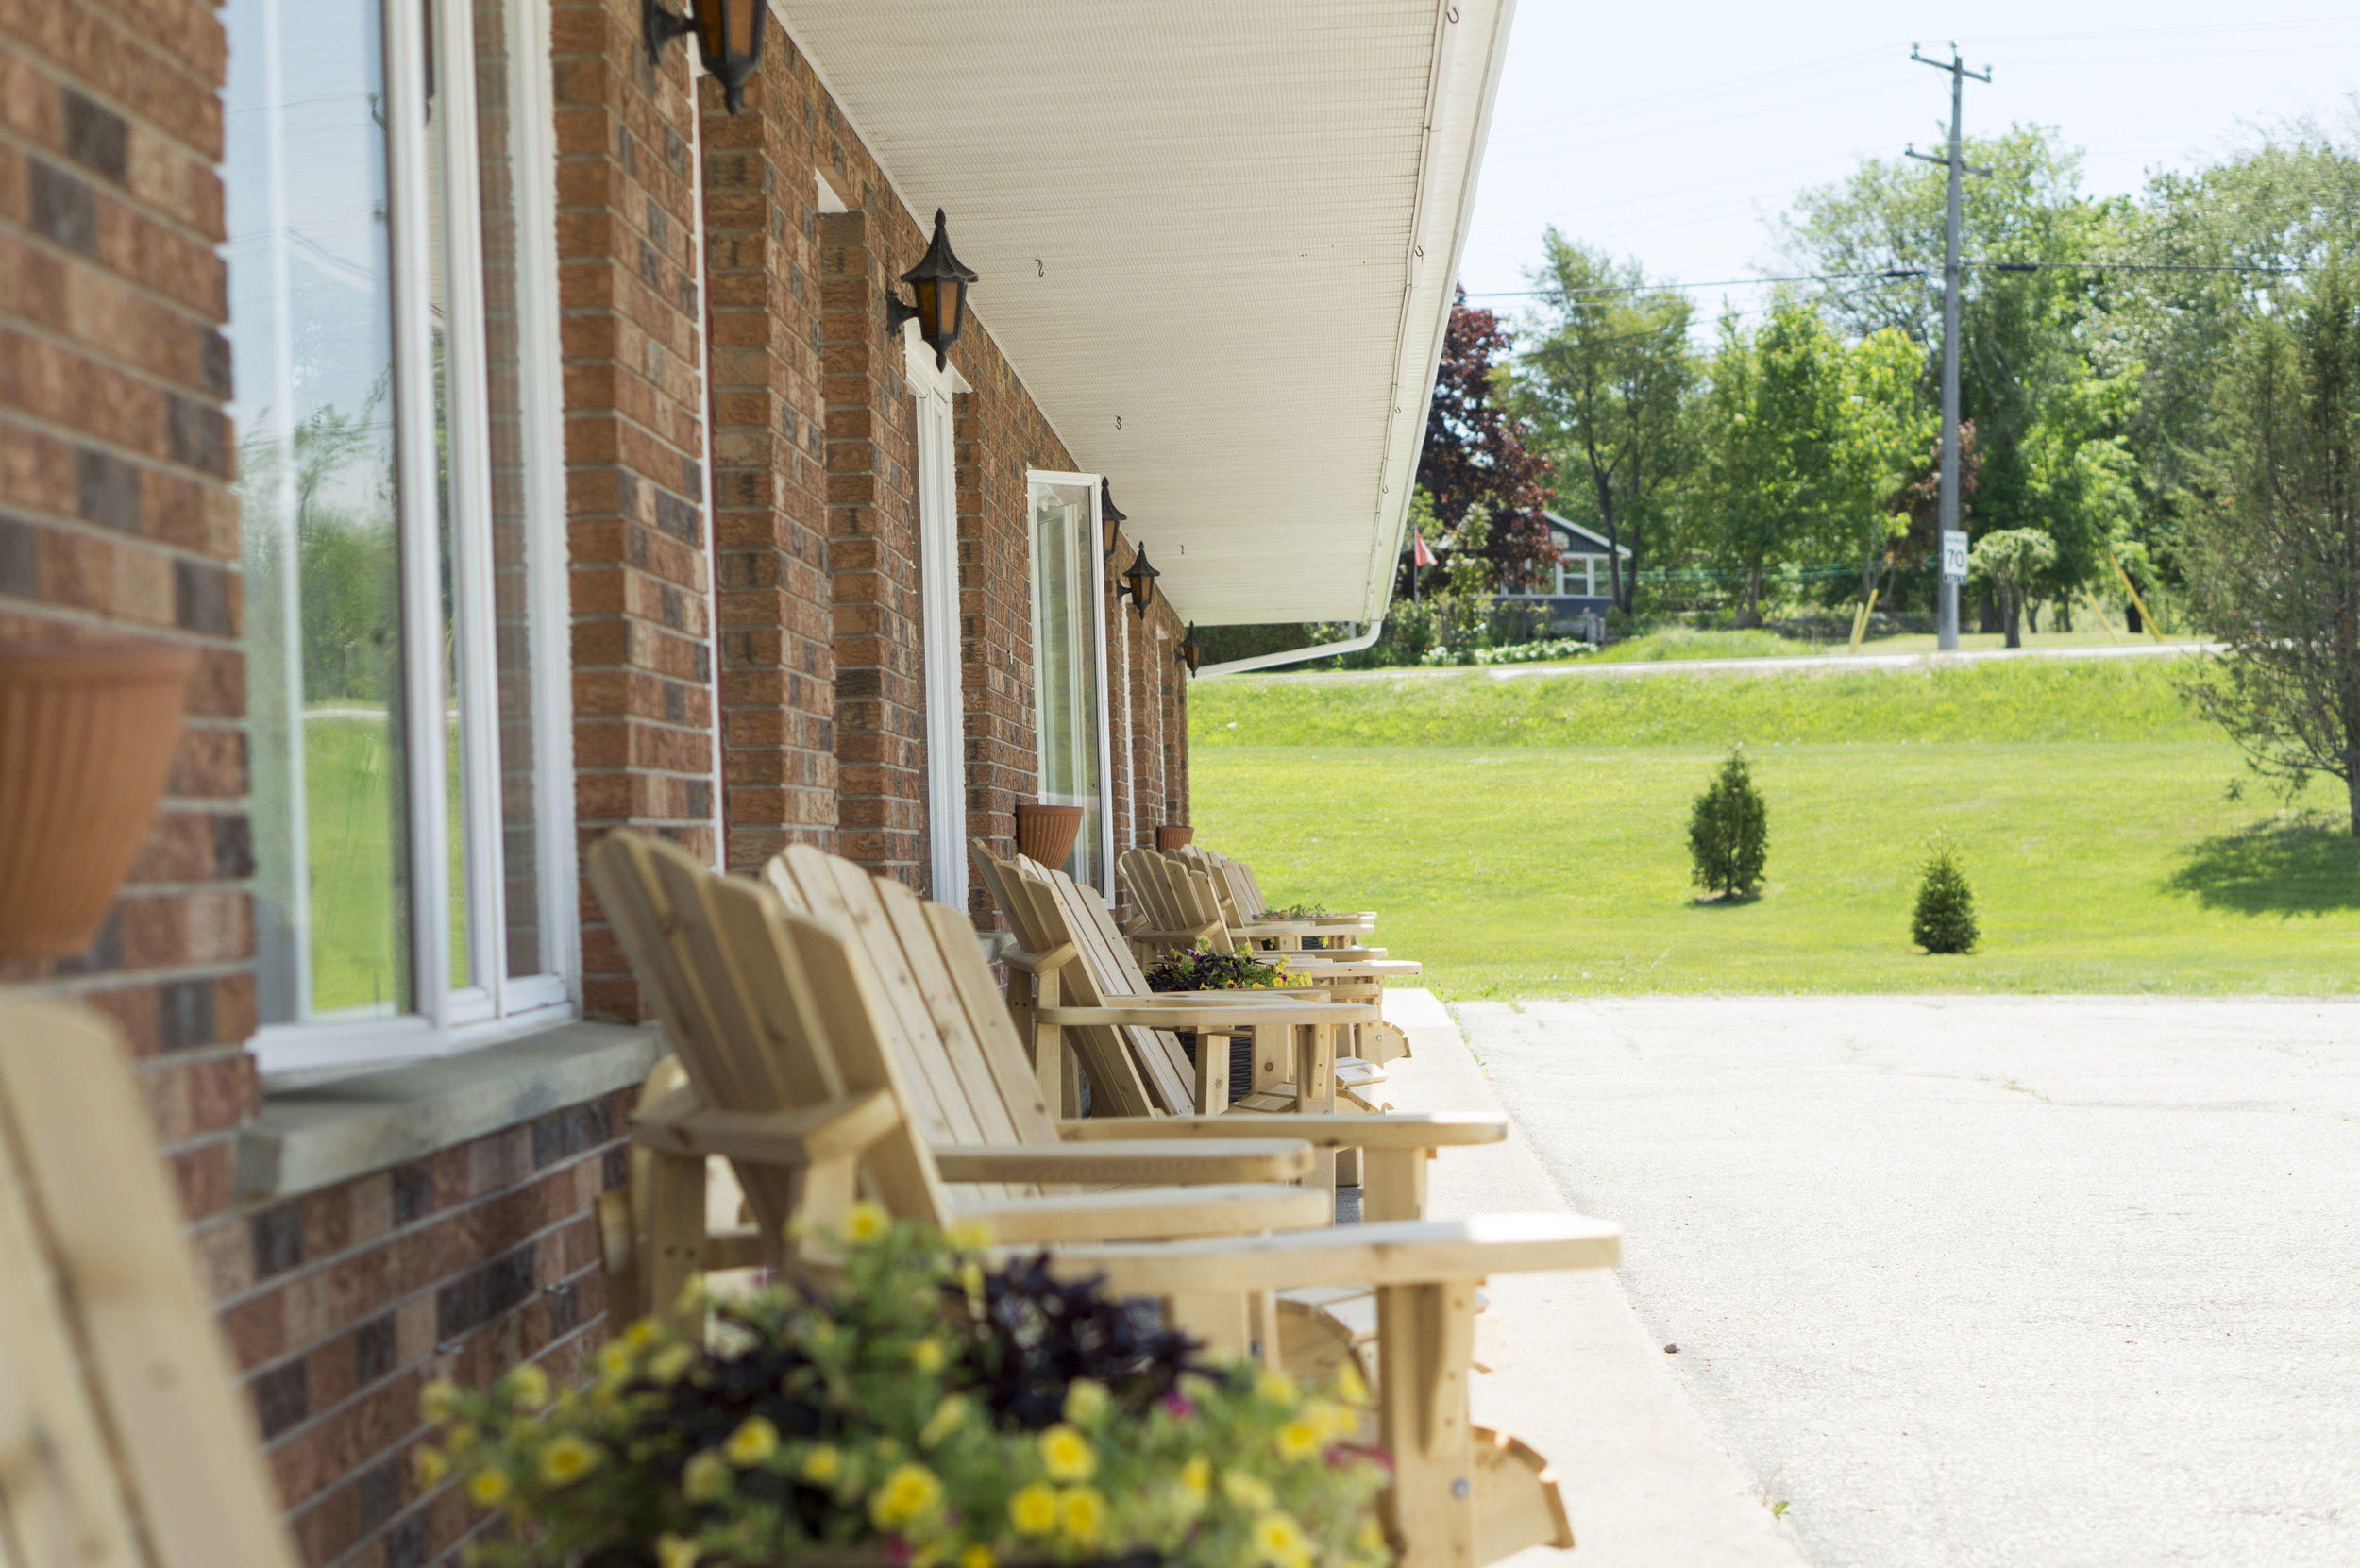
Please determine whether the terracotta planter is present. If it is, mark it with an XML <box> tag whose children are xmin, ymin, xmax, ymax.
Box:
<box><xmin>1014</xmin><ymin>802</ymin><xmax>1085</xmax><ymax>869</ymax></box>
<box><xmin>1154</xmin><ymin>824</ymin><xmax>1193</xmax><ymax>851</ymax></box>
<box><xmin>0</xmin><ymin>638</ymin><xmax>196</xmax><ymax>959</ymax></box>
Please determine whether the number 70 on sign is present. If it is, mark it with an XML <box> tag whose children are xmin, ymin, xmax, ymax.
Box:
<box><xmin>1940</xmin><ymin>529</ymin><xmax>1969</xmax><ymax>581</ymax></box>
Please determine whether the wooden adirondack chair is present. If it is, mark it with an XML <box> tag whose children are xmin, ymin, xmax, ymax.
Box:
<box><xmin>0</xmin><ymin>998</ymin><xmax>301</xmax><ymax>1568</ymax></box>
<box><xmin>1181</xmin><ymin>845</ymin><xmax>1380</xmax><ymax>941</ymax></box>
<box><xmin>585</xmin><ymin>848</ymin><xmax>1609</xmax><ymax>1568</ymax></box>
<box><xmin>1119</xmin><ymin>847</ymin><xmax>1418</xmax><ymax>1071</ymax></box>
<box><xmin>589</xmin><ymin>831</ymin><xmax>1345</xmax><ymax>1324</ymax></box>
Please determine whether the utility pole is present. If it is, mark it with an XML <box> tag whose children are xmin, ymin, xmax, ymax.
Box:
<box><xmin>1905</xmin><ymin>43</ymin><xmax>1990</xmax><ymax>651</ymax></box>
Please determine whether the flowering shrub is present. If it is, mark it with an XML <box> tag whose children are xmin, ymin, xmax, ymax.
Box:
<box><xmin>1141</xmin><ymin>945</ymin><xmax>1305</xmax><ymax>993</ymax></box>
<box><xmin>419</xmin><ymin>1212</ymin><xmax>1388</xmax><ymax>1568</ymax></box>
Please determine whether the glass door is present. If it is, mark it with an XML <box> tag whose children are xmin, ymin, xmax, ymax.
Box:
<box><xmin>1027</xmin><ymin>475</ymin><xmax>1112</xmax><ymax>895</ymax></box>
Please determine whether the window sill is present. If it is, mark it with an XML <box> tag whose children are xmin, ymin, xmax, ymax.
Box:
<box><xmin>237</xmin><ymin>1019</ymin><xmax>666</xmax><ymax>1201</ymax></box>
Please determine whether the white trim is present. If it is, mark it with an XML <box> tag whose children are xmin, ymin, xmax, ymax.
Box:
<box><xmin>252</xmin><ymin>995</ymin><xmax>579</xmax><ymax>1077</ymax></box>
<box><xmin>688</xmin><ymin>74</ymin><xmax>726</xmax><ymax>871</ymax></box>
<box><xmin>907</xmin><ymin>328</ymin><xmax>969</xmax><ymax>902</ymax></box>
<box><xmin>511</xmin><ymin>0</ymin><xmax>579</xmax><ymax>995</ymax></box>
<box><xmin>382</xmin><ymin>0</ymin><xmax>449</xmax><ymax>1022</ymax></box>
<box><xmin>1024</xmin><ymin>470</ymin><xmax>1116</xmax><ymax>902</ymax></box>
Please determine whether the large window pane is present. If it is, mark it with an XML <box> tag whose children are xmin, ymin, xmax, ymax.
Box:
<box><xmin>1028</xmin><ymin>480</ymin><xmax>1105</xmax><ymax>890</ymax></box>
<box><xmin>228</xmin><ymin>0</ymin><xmax>413</xmax><ymax>1020</ymax></box>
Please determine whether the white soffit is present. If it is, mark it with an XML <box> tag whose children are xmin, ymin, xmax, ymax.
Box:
<box><xmin>777</xmin><ymin>0</ymin><xmax>1514</xmax><ymax>626</ymax></box>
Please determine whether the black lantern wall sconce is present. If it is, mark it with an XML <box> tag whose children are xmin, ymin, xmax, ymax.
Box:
<box><xmin>646</xmin><ymin>0</ymin><xmax>771</xmax><ymax>114</ymax></box>
<box><xmin>1176</xmin><ymin>623</ymin><xmax>1204</xmax><ymax>676</ymax></box>
<box><xmin>1118</xmin><ymin>547</ymin><xmax>1161</xmax><ymax>620</ymax></box>
<box><xmin>888</xmin><ymin>210</ymin><xmax>980</xmax><ymax>371</ymax></box>
<box><xmin>1099</xmin><ymin>478</ymin><xmax>1126</xmax><ymax>561</ymax></box>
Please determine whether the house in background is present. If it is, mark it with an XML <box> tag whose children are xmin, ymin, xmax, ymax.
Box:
<box><xmin>0</xmin><ymin>1</ymin><xmax>1508</xmax><ymax>1562</ymax></box>
<box><xmin>1500</xmin><ymin>512</ymin><xmax>1632</xmax><ymax>630</ymax></box>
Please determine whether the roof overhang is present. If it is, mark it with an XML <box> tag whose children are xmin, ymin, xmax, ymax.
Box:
<box><xmin>776</xmin><ymin>0</ymin><xmax>1515</xmax><ymax>626</ymax></box>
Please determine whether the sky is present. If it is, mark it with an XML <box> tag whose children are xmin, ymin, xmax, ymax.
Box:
<box><xmin>1459</xmin><ymin>2</ymin><xmax>2360</xmax><ymax>333</ymax></box>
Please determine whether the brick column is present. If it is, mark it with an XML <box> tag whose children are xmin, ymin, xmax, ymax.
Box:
<box><xmin>553</xmin><ymin>0</ymin><xmax>716</xmax><ymax>1021</ymax></box>
<box><xmin>700</xmin><ymin>46</ymin><xmax>835</xmax><ymax>872</ymax></box>
<box><xmin>818</xmin><ymin>206</ymin><xmax>925</xmax><ymax>883</ymax></box>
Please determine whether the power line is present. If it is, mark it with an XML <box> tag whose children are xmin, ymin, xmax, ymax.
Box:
<box><xmin>1463</xmin><ymin>259</ymin><xmax>2301</xmax><ymax>301</ymax></box>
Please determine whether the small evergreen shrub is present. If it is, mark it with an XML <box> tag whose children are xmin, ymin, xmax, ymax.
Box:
<box><xmin>1687</xmin><ymin>748</ymin><xmax>1768</xmax><ymax>898</ymax></box>
<box><xmin>1912</xmin><ymin>833</ymin><xmax>1979</xmax><ymax>954</ymax></box>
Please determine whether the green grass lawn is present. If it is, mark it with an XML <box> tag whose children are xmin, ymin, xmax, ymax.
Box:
<box><xmin>1190</xmin><ymin>658</ymin><xmax>2360</xmax><ymax>998</ymax></box>
<box><xmin>1424</xmin><ymin>623</ymin><xmax>2205</xmax><ymax>668</ymax></box>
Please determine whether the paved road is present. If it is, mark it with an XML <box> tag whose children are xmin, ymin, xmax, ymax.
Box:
<box><xmin>1220</xmin><ymin>639</ymin><xmax>2214</xmax><ymax>684</ymax></box>
<box><xmin>1458</xmin><ymin>996</ymin><xmax>2360</xmax><ymax>1568</ymax></box>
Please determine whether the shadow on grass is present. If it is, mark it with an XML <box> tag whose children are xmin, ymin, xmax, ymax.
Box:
<box><xmin>1687</xmin><ymin>889</ymin><xmax>1765</xmax><ymax>908</ymax></box>
<box><xmin>2164</xmin><ymin>814</ymin><xmax>2360</xmax><ymax>915</ymax></box>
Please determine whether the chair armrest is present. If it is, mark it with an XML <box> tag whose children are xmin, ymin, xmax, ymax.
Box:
<box><xmin>1057</xmin><ymin>1110</ymin><xmax>1506</xmax><ymax>1150</ymax></box>
<box><xmin>933</xmin><ymin>1138</ymin><xmax>1313</xmax><ymax>1185</ymax></box>
<box><xmin>1049</xmin><ymin>1214</ymin><xmax>1622</xmax><ymax>1293</ymax></box>
<box><xmin>1132</xmin><ymin>923</ymin><xmax>1225</xmax><ymax>947</ymax></box>
<box><xmin>631</xmin><ymin>1087</ymin><xmax>901</xmax><ymax>1167</ymax></box>
<box><xmin>1038</xmin><ymin>1002</ymin><xmax>1379</xmax><ymax>1029</ymax></box>
<box><xmin>1001</xmin><ymin>941</ymin><xmax>1077</xmax><ymax>977</ymax></box>
<box><xmin>1109</xmin><ymin>989</ymin><xmax>1329</xmax><ymax>1004</ymax></box>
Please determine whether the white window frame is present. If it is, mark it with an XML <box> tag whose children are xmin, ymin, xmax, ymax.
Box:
<box><xmin>1026</xmin><ymin>470</ymin><xmax>1117</xmax><ymax>902</ymax></box>
<box><xmin>250</xmin><ymin>0</ymin><xmax>575</xmax><ymax>1075</ymax></box>
<box><xmin>905</xmin><ymin>325</ymin><xmax>972</xmax><ymax>905</ymax></box>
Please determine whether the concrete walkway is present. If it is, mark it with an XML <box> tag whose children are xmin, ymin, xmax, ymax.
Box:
<box><xmin>1453</xmin><ymin>996</ymin><xmax>2360</xmax><ymax>1568</ymax></box>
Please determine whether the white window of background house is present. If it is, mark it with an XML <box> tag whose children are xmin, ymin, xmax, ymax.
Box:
<box><xmin>1026</xmin><ymin>474</ymin><xmax>1115</xmax><ymax>899</ymax></box>
<box><xmin>906</xmin><ymin>328</ymin><xmax>970</xmax><ymax>904</ymax></box>
<box><xmin>1556</xmin><ymin>555</ymin><xmax>1607</xmax><ymax>596</ymax></box>
<box><xmin>226</xmin><ymin>0</ymin><xmax>572</xmax><ymax>1072</ymax></box>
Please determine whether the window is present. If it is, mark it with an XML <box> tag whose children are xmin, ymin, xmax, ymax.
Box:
<box><xmin>907</xmin><ymin>330</ymin><xmax>969</xmax><ymax>903</ymax></box>
<box><xmin>1026</xmin><ymin>474</ymin><xmax>1114</xmax><ymax>898</ymax></box>
<box><xmin>1556</xmin><ymin>555</ymin><xmax>1606</xmax><ymax>597</ymax></box>
<box><xmin>226</xmin><ymin>0</ymin><xmax>571</xmax><ymax>1072</ymax></box>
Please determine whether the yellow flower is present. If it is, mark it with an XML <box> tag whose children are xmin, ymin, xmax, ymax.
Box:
<box><xmin>413</xmin><ymin>1447</ymin><xmax>449</xmax><ymax>1488</ymax></box>
<box><xmin>1334</xmin><ymin>1359</ymin><xmax>1369</xmax><ymax>1405</ymax></box>
<box><xmin>959</xmin><ymin>1546</ymin><xmax>996</xmax><ymax>1568</ymax></box>
<box><xmin>624</xmin><ymin>1319</ymin><xmax>659</xmax><ymax>1350</ymax></box>
<box><xmin>958</xmin><ymin>1260</ymin><xmax>986</xmax><ymax>1302</ymax></box>
<box><xmin>421</xmin><ymin>1380</ymin><xmax>462</xmax><ymax>1422</ymax></box>
<box><xmin>725</xmin><ymin>1417</ymin><xmax>780</xmax><ymax>1467</ymax></box>
<box><xmin>538</xmin><ymin>1434</ymin><xmax>601</xmax><ymax>1488</ymax></box>
<box><xmin>947</xmin><ymin>1220</ymin><xmax>995</xmax><ymax>1252</ymax></box>
<box><xmin>1220</xmin><ymin>1471</ymin><xmax>1275</xmax><ymax>1512</ymax></box>
<box><xmin>683</xmin><ymin>1451</ymin><xmax>733</xmax><ymax>1503</ymax></box>
<box><xmin>910</xmin><ymin>1338</ymin><xmax>946</xmax><ymax>1374</ymax></box>
<box><xmin>1251</xmin><ymin>1511</ymin><xmax>1311</xmax><ymax>1568</ymax></box>
<box><xmin>1037</xmin><ymin>1424</ymin><xmax>1095</xmax><ymax>1481</ymax></box>
<box><xmin>1062</xmin><ymin>1378</ymin><xmax>1109</xmax><ymax>1425</ymax></box>
<box><xmin>1180</xmin><ymin>1456</ymin><xmax>1211</xmax><ymax>1499</ymax></box>
<box><xmin>1009</xmin><ymin>1481</ymin><xmax>1060</xmax><ymax>1536</ymax></box>
<box><xmin>1256</xmin><ymin>1369</ymin><xmax>1298</xmax><ymax>1406</ymax></box>
<box><xmin>1275</xmin><ymin>1419</ymin><xmax>1323</xmax><ymax>1462</ymax></box>
<box><xmin>597</xmin><ymin>1342</ymin><xmax>634</xmax><ymax>1382</ymax></box>
<box><xmin>919</xmin><ymin>1394</ymin><xmax>968</xmax><ymax>1448</ymax></box>
<box><xmin>1058</xmin><ymin>1486</ymin><xmax>1108</xmax><ymax>1544</ymax></box>
<box><xmin>868</xmin><ymin>1463</ymin><xmax>945</xmax><ymax>1530</ymax></box>
<box><xmin>845</xmin><ymin>1200</ymin><xmax>890</xmax><ymax>1243</ymax></box>
<box><xmin>445</xmin><ymin>1420</ymin><xmax>480</xmax><ymax>1456</ymax></box>
<box><xmin>507</xmin><ymin>1364</ymin><xmax>549</xmax><ymax>1410</ymax></box>
<box><xmin>1301</xmin><ymin>1399</ymin><xmax>1350</xmax><ymax>1442</ymax></box>
<box><xmin>649</xmin><ymin>1344</ymin><xmax>696</xmax><ymax>1385</ymax></box>
<box><xmin>798</xmin><ymin>1444</ymin><xmax>844</xmax><ymax>1484</ymax></box>
<box><xmin>466</xmin><ymin>1469</ymin><xmax>511</xmax><ymax>1509</ymax></box>
<box><xmin>1354</xmin><ymin>1518</ymin><xmax>1389</xmax><ymax>1557</ymax></box>
<box><xmin>656</xmin><ymin>1535</ymin><xmax>700</xmax><ymax>1568</ymax></box>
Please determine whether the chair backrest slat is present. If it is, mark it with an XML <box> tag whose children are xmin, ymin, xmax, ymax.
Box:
<box><xmin>1016</xmin><ymin>860</ymin><xmax>1200</xmax><ymax>1115</ymax></box>
<box><xmin>920</xmin><ymin>897</ymin><xmax>1063</xmax><ymax>1144</ymax></box>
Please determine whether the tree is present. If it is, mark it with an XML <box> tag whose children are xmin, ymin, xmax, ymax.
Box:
<box><xmin>1510</xmin><ymin>235</ymin><xmax>1696</xmax><ymax>614</ymax></box>
<box><xmin>1968</xmin><ymin>528</ymin><xmax>2058</xmax><ymax>648</ymax></box>
<box><xmin>1688</xmin><ymin>748</ymin><xmax>1768</xmax><ymax>899</ymax></box>
<box><xmin>2183</xmin><ymin>252</ymin><xmax>2360</xmax><ymax>834</ymax></box>
<box><xmin>1694</xmin><ymin>300</ymin><xmax>1845</xmax><ymax>624</ymax></box>
<box><xmin>1419</xmin><ymin>290</ymin><xmax>1556</xmax><ymax>589</ymax></box>
<box><xmin>1828</xmin><ymin>328</ymin><xmax>1939</xmax><ymax>607</ymax></box>
<box><xmin>1912</xmin><ymin>833</ymin><xmax>1979</xmax><ymax>953</ymax></box>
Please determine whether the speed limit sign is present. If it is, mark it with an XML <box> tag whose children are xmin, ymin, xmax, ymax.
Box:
<box><xmin>1941</xmin><ymin>529</ymin><xmax>1969</xmax><ymax>581</ymax></box>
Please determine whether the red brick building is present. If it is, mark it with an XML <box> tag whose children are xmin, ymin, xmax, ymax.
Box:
<box><xmin>0</xmin><ymin>1</ymin><xmax>1505</xmax><ymax>1561</ymax></box>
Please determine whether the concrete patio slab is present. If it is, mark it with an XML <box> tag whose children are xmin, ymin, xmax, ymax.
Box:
<box><xmin>1373</xmin><ymin>988</ymin><xmax>1809</xmax><ymax>1568</ymax></box>
<box><xmin>1455</xmin><ymin>996</ymin><xmax>2360</xmax><ymax>1568</ymax></box>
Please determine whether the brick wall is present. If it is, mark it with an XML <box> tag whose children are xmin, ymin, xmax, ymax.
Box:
<box><xmin>0</xmin><ymin>0</ymin><xmax>260</xmax><ymax>1271</ymax></box>
<box><xmin>555</xmin><ymin>0</ymin><xmax>720</xmax><ymax>1023</ymax></box>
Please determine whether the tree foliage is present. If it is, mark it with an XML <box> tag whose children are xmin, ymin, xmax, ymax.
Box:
<box><xmin>2182</xmin><ymin>250</ymin><xmax>2360</xmax><ymax>834</ymax></box>
<box><xmin>1510</xmin><ymin>235</ymin><xmax>1694</xmax><ymax>612</ymax></box>
<box><xmin>1419</xmin><ymin>291</ymin><xmax>1555</xmax><ymax>589</ymax></box>
<box><xmin>1968</xmin><ymin>528</ymin><xmax>2059</xmax><ymax>648</ymax></box>
<box><xmin>1687</xmin><ymin>748</ymin><xmax>1768</xmax><ymax>899</ymax></box>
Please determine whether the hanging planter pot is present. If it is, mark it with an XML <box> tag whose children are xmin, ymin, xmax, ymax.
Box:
<box><xmin>0</xmin><ymin>638</ymin><xmax>196</xmax><ymax>960</ymax></box>
<box><xmin>1012</xmin><ymin>801</ymin><xmax>1084</xmax><ymax>870</ymax></box>
<box><xmin>1154</xmin><ymin>824</ymin><xmax>1193</xmax><ymax>851</ymax></box>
